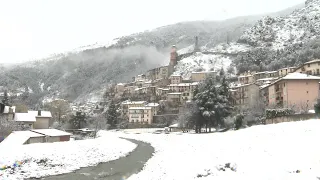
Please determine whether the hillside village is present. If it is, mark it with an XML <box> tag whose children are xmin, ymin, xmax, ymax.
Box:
<box><xmin>3</xmin><ymin>0</ymin><xmax>320</xmax><ymax>179</ymax></box>
<box><xmin>104</xmin><ymin>37</ymin><xmax>320</xmax><ymax>128</ymax></box>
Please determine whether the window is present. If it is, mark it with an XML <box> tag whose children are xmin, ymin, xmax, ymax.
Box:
<box><xmin>306</xmin><ymin>82</ymin><xmax>308</xmax><ymax>85</ymax></box>
<box><xmin>283</xmin><ymin>83</ymin><xmax>285</xmax><ymax>87</ymax></box>
<box><xmin>308</xmin><ymin>64</ymin><xmax>310</xmax><ymax>67</ymax></box>
<box><xmin>317</xmin><ymin>69</ymin><xmax>319</xmax><ymax>75</ymax></box>
<box><xmin>307</xmin><ymin>91</ymin><xmax>309</xmax><ymax>94</ymax></box>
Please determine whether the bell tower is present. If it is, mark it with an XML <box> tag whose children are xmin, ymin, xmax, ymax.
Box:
<box><xmin>170</xmin><ymin>45</ymin><xmax>177</xmax><ymax>66</ymax></box>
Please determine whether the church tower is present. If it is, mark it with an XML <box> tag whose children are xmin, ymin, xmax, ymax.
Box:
<box><xmin>194</xmin><ymin>36</ymin><xmax>200</xmax><ymax>52</ymax></box>
<box><xmin>170</xmin><ymin>45</ymin><xmax>177</xmax><ymax>66</ymax></box>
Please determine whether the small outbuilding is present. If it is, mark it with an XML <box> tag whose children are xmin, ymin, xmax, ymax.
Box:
<box><xmin>30</xmin><ymin>129</ymin><xmax>72</xmax><ymax>143</ymax></box>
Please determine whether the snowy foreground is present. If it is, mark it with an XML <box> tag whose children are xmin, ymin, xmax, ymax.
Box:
<box><xmin>115</xmin><ymin>120</ymin><xmax>320</xmax><ymax>180</ymax></box>
<box><xmin>0</xmin><ymin>131</ymin><xmax>136</xmax><ymax>180</ymax></box>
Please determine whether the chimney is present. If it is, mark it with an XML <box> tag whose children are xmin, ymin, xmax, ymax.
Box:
<box><xmin>9</xmin><ymin>107</ymin><xmax>13</xmax><ymax>114</ymax></box>
<box><xmin>38</xmin><ymin>110</ymin><xmax>41</xmax><ymax>116</ymax></box>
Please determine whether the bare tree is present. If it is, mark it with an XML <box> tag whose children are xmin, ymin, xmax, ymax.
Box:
<box><xmin>44</xmin><ymin>99</ymin><xmax>71</xmax><ymax>123</ymax></box>
<box><xmin>0</xmin><ymin>116</ymin><xmax>30</xmax><ymax>138</ymax></box>
<box><xmin>87</xmin><ymin>115</ymin><xmax>108</xmax><ymax>138</ymax></box>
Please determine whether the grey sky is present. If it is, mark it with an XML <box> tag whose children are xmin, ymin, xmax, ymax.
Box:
<box><xmin>0</xmin><ymin>0</ymin><xmax>305</xmax><ymax>64</ymax></box>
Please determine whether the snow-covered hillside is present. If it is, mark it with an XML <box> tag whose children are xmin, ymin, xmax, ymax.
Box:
<box><xmin>239</xmin><ymin>0</ymin><xmax>320</xmax><ymax>49</ymax></box>
<box><xmin>174</xmin><ymin>52</ymin><xmax>232</xmax><ymax>79</ymax></box>
<box><xmin>116</xmin><ymin>120</ymin><xmax>320</xmax><ymax>180</ymax></box>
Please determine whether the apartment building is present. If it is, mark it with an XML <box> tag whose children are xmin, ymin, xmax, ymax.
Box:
<box><xmin>238</xmin><ymin>74</ymin><xmax>254</xmax><ymax>84</ymax></box>
<box><xmin>260</xmin><ymin>73</ymin><xmax>320</xmax><ymax>110</ymax></box>
<box><xmin>170</xmin><ymin>75</ymin><xmax>183</xmax><ymax>84</ymax></box>
<box><xmin>168</xmin><ymin>83</ymin><xmax>191</xmax><ymax>93</ymax></box>
<box><xmin>191</xmin><ymin>71</ymin><xmax>216</xmax><ymax>82</ymax></box>
<box><xmin>128</xmin><ymin>107</ymin><xmax>154</xmax><ymax>124</ymax></box>
<box><xmin>121</xmin><ymin>101</ymin><xmax>148</xmax><ymax>117</ymax></box>
<box><xmin>294</xmin><ymin>59</ymin><xmax>320</xmax><ymax>76</ymax></box>
<box><xmin>278</xmin><ymin>67</ymin><xmax>296</xmax><ymax>77</ymax></box>
<box><xmin>167</xmin><ymin>93</ymin><xmax>183</xmax><ymax>104</ymax></box>
<box><xmin>147</xmin><ymin>66</ymin><xmax>171</xmax><ymax>81</ymax></box>
<box><xmin>230</xmin><ymin>83</ymin><xmax>260</xmax><ymax>108</ymax></box>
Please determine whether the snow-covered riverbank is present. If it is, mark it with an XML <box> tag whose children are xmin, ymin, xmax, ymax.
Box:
<box><xmin>0</xmin><ymin>131</ymin><xmax>136</xmax><ymax>180</ymax></box>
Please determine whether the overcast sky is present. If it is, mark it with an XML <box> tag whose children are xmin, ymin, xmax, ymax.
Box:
<box><xmin>0</xmin><ymin>0</ymin><xmax>305</xmax><ymax>64</ymax></box>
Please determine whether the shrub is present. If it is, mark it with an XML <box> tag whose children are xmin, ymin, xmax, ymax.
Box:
<box><xmin>314</xmin><ymin>99</ymin><xmax>320</xmax><ymax>118</ymax></box>
<box><xmin>265</xmin><ymin>108</ymin><xmax>294</xmax><ymax>119</ymax></box>
<box><xmin>235</xmin><ymin>114</ymin><xmax>244</xmax><ymax>130</ymax></box>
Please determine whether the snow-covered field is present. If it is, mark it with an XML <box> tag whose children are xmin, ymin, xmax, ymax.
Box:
<box><xmin>0</xmin><ymin>131</ymin><xmax>136</xmax><ymax>180</ymax></box>
<box><xmin>115</xmin><ymin>120</ymin><xmax>320</xmax><ymax>180</ymax></box>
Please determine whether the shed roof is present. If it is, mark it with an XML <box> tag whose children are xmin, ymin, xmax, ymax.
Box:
<box><xmin>28</xmin><ymin>111</ymin><xmax>52</xmax><ymax>118</ymax></box>
<box><xmin>14</xmin><ymin>113</ymin><xmax>36</xmax><ymax>122</ymax></box>
<box><xmin>1</xmin><ymin>131</ymin><xmax>45</xmax><ymax>146</ymax></box>
<box><xmin>30</xmin><ymin>129</ymin><xmax>71</xmax><ymax>137</ymax></box>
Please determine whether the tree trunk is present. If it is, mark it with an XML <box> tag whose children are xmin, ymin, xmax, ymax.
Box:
<box><xmin>205</xmin><ymin>122</ymin><xmax>208</xmax><ymax>133</ymax></box>
<box><xmin>209</xmin><ymin>118</ymin><xmax>212</xmax><ymax>133</ymax></box>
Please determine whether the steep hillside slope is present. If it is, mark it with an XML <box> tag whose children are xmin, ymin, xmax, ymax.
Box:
<box><xmin>234</xmin><ymin>0</ymin><xmax>320</xmax><ymax>73</ymax></box>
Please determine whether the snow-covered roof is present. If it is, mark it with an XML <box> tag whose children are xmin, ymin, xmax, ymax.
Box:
<box><xmin>122</xmin><ymin>101</ymin><xmax>147</xmax><ymax>105</ymax></box>
<box><xmin>146</xmin><ymin>103</ymin><xmax>159</xmax><ymax>107</ymax></box>
<box><xmin>28</xmin><ymin>111</ymin><xmax>52</xmax><ymax>118</ymax></box>
<box><xmin>191</xmin><ymin>82</ymin><xmax>200</xmax><ymax>86</ymax></box>
<box><xmin>238</xmin><ymin>75</ymin><xmax>253</xmax><ymax>78</ymax></box>
<box><xmin>260</xmin><ymin>73</ymin><xmax>320</xmax><ymax>90</ymax></box>
<box><xmin>3</xmin><ymin>106</ymin><xmax>16</xmax><ymax>114</ymax></box>
<box><xmin>170</xmin><ymin>75</ymin><xmax>182</xmax><ymax>77</ymax></box>
<box><xmin>31</xmin><ymin>129</ymin><xmax>71</xmax><ymax>137</ymax></box>
<box><xmin>169</xmin><ymin>123</ymin><xmax>179</xmax><ymax>128</ymax></box>
<box><xmin>14</xmin><ymin>113</ymin><xmax>37</xmax><ymax>122</ymax></box>
<box><xmin>304</xmin><ymin>59</ymin><xmax>320</xmax><ymax>64</ymax></box>
<box><xmin>265</xmin><ymin>71</ymin><xmax>278</xmax><ymax>74</ymax></box>
<box><xmin>1</xmin><ymin>131</ymin><xmax>45</xmax><ymax>146</ymax></box>
<box><xmin>117</xmin><ymin>83</ymin><xmax>124</xmax><ymax>86</ymax></box>
<box><xmin>169</xmin><ymin>83</ymin><xmax>190</xmax><ymax>87</ymax></box>
<box><xmin>256</xmin><ymin>77</ymin><xmax>278</xmax><ymax>81</ymax></box>
<box><xmin>168</xmin><ymin>93</ymin><xmax>182</xmax><ymax>95</ymax></box>
<box><xmin>191</xmin><ymin>71</ymin><xmax>216</xmax><ymax>74</ymax></box>
<box><xmin>129</xmin><ymin>107</ymin><xmax>152</xmax><ymax>110</ymax></box>
<box><xmin>282</xmin><ymin>73</ymin><xmax>320</xmax><ymax>80</ymax></box>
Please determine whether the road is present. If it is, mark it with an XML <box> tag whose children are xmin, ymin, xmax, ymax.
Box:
<box><xmin>38</xmin><ymin>138</ymin><xmax>154</xmax><ymax>180</ymax></box>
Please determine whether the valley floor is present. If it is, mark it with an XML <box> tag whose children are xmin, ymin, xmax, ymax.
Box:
<box><xmin>0</xmin><ymin>132</ymin><xmax>136</xmax><ymax>180</ymax></box>
<box><xmin>115</xmin><ymin>120</ymin><xmax>320</xmax><ymax>180</ymax></box>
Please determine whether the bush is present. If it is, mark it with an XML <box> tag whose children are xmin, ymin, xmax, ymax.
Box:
<box><xmin>235</xmin><ymin>114</ymin><xmax>244</xmax><ymax>130</ymax></box>
<box><xmin>265</xmin><ymin>108</ymin><xmax>294</xmax><ymax>119</ymax></box>
<box><xmin>314</xmin><ymin>99</ymin><xmax>320</xmax><ymax>117</ymax></box>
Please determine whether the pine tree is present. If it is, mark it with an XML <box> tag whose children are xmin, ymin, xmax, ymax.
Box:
<box><xmin>70</xmin><ymin>111</ymin><xmax>86</xmax><ymax>129</ymax></box>
<box><xmin>2</xmin><ymin>90</ymin><xmax>9</xmax><ymax>106</ymax></box>
<box><xmin>106</xmin><ymin>100</ymin><xmax>118</xmax><ymax>128</ymax></box>
<box><xmin>194</xmin><ymin>70</ymin><xmax>233</xmax><ymax>132</ymax></box>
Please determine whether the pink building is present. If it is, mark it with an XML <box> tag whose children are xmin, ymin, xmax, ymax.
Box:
<box><xmin>260</xmin><ymin>73</ymin><xmax>320</xmax><ymax>110</ymax></box>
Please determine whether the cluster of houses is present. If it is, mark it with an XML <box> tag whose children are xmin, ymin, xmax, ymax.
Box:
<box><xmin>111</xmin><ymin>45</ymin><xmax>217</xmax><ymax>124</ymax></box>
<box><xmin>230</xmin><ymin>59</ymin><xmax>320</xmax><ymax>112</ymax></box>
<box><xmin>0</xmin><ymin>102</ymin><xmax>72</xmax><ymax>146</ymax></box>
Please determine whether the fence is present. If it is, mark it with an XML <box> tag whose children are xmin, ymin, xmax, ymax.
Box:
<box><xmin>265</xmin><ymin>113</ymin><xmax>316</xmax><ymax>124</ymax></box>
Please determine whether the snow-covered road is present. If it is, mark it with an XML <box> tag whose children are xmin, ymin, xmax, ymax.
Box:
<box><xmin>0</xmin><ymin>131</ymin><xmax>137</xmax><ymax>180</ymax></box>
<box><xmin>116</xmin><ymin>120</ymin><xmax>320</xmax><ymax>180</ymax></box>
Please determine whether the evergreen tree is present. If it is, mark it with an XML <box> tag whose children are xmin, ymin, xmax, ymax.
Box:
<box><xmin>70</xmin><ymin>111</ymin><xmax>86</xmax><ymax>129</ymax></box>
<box><xmin>2</xmin><ymin>90</ymin><xmax>9</xmax><ymax>106</ymax></box>
<box><xmin>194</xmin><ymin>71</ymin><xmax>233</xmax><ymax>132</ymax></box>
<box><xmin>106</xmin><ymin>100</ymin><xmax>118</xmax><ymax>128</ymax></box>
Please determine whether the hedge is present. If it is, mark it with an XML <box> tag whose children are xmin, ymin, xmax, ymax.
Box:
<box><xmin>265</xmin><ymin>108</ymin><xmax>295</xmax><ymax>119</ymax></box>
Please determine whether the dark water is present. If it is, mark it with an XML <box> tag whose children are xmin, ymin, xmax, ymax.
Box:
<box><xmin>37</xmin><ymin>138</ymin><xmax>154</xmax><ymax>180</ymax></box>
